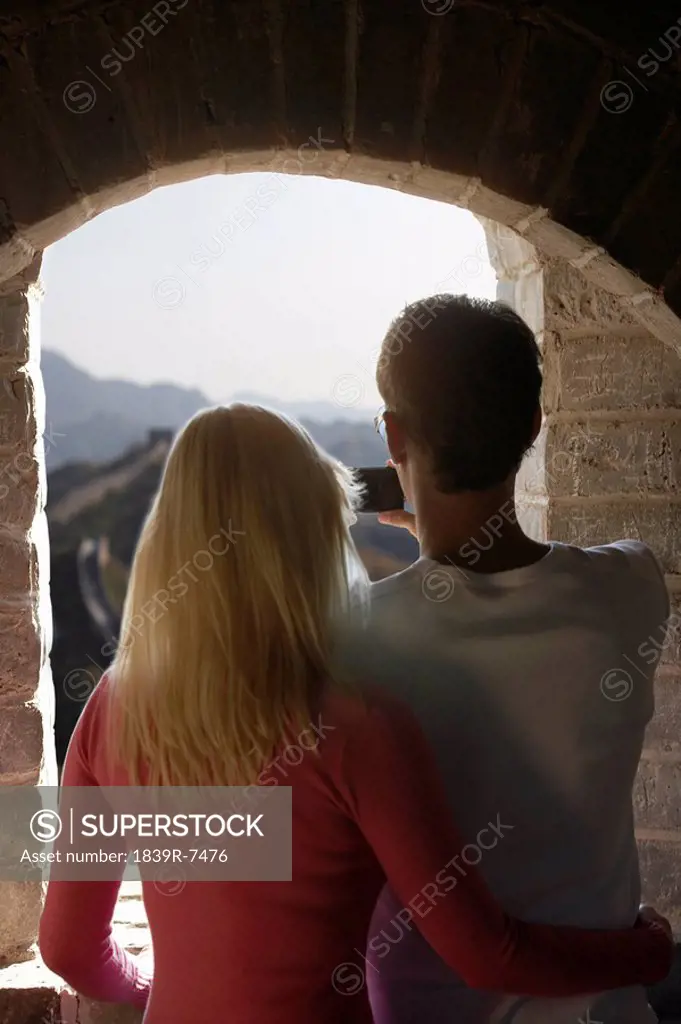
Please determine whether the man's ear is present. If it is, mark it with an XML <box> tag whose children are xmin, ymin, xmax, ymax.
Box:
<box><xmin>530</xmin><ymin>404</ymin><xmax>542</xmax><ymax>444</ymax></box>
<box><xmin>384</xmin><ymin>412</ymin><xmax>407</xmax><ymax>465</ymax></box>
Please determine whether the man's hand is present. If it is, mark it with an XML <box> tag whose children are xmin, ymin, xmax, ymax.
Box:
<box><xmin>637</xmin><ymin>904</ymin><xmax>673</xmax><ymax>943</ymax></box>
<box><xmin>377</xmin><ymin>509</ymin><xmax>418</xmax><ymax>537</ymax></box>
<box><xmin>377</xmin><ymin>459</ymin><xmax>418</xmax><ymax>537</ymax></box>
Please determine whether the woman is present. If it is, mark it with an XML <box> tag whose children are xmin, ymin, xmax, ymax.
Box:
<box><xmin>39</xmin><ymin>405</ymin><xmax>672</xmax><ymax>1024</ymax></box>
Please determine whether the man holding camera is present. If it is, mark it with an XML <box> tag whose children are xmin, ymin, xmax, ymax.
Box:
<box><xmin>339</xmin><ymin>294</ymin><xmax>671</xmax><ymax>1024</ymax></box>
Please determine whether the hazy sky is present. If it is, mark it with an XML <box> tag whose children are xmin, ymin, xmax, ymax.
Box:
<box><xmin>40</xmin><ymin>173</ymin><xmax>497</xmax><ymax>411</ymax></box>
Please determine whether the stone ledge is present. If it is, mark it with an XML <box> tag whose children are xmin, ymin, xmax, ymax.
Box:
<box><xmin>0</xmin><ymin>885</ymin><xmax>149</xmax><ymax>1022</ymax></box>
<box><xmin>0</xmin><ymin>956</ymin><xmax>143</xmax><ymax>1023</ymax></box>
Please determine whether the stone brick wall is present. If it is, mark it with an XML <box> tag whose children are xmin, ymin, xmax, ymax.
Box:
<box><xmin>0</xmin><ymin>257</ymin><xmax>56</xmax><ymax>963</ymax></box>
<box><xmin>0</xmin><ymin>0</ymin><xmax>678</xmax><ymax>1004</ymax></box>
<box><xmin>0</xmin><ymin>167</ymin><xmax>677</xmax><ymax>971</ymax></box>
<box><xmin>486</xmin><ymin>220</ymin><xmax>681</xmax><ymax>932</ymax></box>
<box><xmin>2</xmin><ymin>0</ymin><xmax>681</xmax><ymax>324</ymax></box>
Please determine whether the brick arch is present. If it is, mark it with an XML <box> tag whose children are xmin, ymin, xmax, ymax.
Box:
<box><xmin>1</xmin><ymin>0</ymin><xmax>681</xmax><ymax>980</ymax></box>
<box><xmin>1</xmin><ymin>0</ymin><xmax>681</xmax><ymax>338</ymax></box>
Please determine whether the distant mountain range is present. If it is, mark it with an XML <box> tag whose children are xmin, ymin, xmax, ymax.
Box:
<box><xmin>228</xmin><ymin>391</ymin><xmax>376</xmax><ymax>426</ymax></box>
<box><xmin>42</xmin><ymin>350</ymin><xmax>374</xmax><ymax>469</ymax></box>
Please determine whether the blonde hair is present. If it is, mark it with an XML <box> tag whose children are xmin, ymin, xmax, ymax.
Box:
<box><xmin>108</xmin><ymin>404</ymin><xmax>367</xmax><ymax>786</ymax></box>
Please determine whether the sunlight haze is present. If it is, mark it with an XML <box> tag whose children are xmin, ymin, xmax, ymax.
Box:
<box><xmin>41</xmin><ymin>173</ymin><xmax>497</xmax><ymax>410</ymax></box>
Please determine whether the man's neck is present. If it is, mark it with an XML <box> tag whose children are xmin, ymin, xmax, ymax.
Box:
<box><xmin>414</xmin><ymin>481</ymin><xmax>550</xmax><ymax>574</ymax></box>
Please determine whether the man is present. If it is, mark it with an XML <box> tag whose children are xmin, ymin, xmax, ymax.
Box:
<box><xmin>338</xmin><ymin>295</ymin><xmax>671</xmax><ymax>1023</ymax></box>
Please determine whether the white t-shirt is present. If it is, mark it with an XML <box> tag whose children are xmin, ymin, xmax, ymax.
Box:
<box><xmin>335</xmin><ymin>540</ymin><xmax>670</xmax><ymax>1024</ymax></box>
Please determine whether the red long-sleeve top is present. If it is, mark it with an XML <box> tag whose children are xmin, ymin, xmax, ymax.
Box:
<box><xmin>39</xmin><ymin>675</ymin><xmax>671</xmax><ymax>1023</ymax></box>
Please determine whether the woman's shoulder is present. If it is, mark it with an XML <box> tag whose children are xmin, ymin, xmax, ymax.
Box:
<box><xmin>319</xmin><ymin>681</ymin><xmax>422</xmax><ymax>745</ymax></box>
<box><xmin>63</xmin><ymin>671</ymin><xmax>117</xmax><ymax>782</ymax></box>
<box><xmin>81</xmin><ymin>671</ymin><xmax>115</xmax><ymax>725</ymax></box>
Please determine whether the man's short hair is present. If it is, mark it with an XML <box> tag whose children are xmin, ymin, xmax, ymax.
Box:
<box><xmin>376</xmin><ymin>294</ymin><xmax>542</xmax><ymax>493</ymax></box>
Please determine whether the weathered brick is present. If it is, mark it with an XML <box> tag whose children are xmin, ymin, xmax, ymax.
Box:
<box><xmin>545</xmin><ymin>333</ymin><xmax>681</xmax><ymax>413</ymax></box>
<box><xmin>510</xmin><ymin>270</ymin><xmax>546</xmax><ymax>339</ymax></box>
<box><xmin>483</xmin><ymin>219</ymin><xmax>539</xmax><ymax>282</ymax></box>
<box><xmin>66</xmin><ymin>993</ymin><xmax>144</xmax><ymax>1023</ymax></box>
<box><xmin>650</xmin><ymin>594</ymin><xmax>681</xmax><ymax>671</ymax></box>
<box><xmin>0</xmin><ymin>966</ymin><xmax>61</xmax><ymax>1023</ymax></box>
<box><xmin>645</xmin><ymin>675</ymin><xmax>681</xmax><ymax>754</ymax></box>
<box><xmin>0</xmin><ymin>37</ymin><xmax>87</xmax><ymax>249</ymax></box>
<box><xmin>637</xmin><ymin>839</ymin><xmax>681</xmax><ymax>936</ymax></box>
<box><xmin>547</xmin><ymin>501</ymin><xmax>681</xmax><ymax>573</ymax></box>
<box><xmin>544</xmin><ymin>419</ymin><xmax>681</xmax><ymax>498</ymax></box>
<box><xmin>0</xmin><ymin>293</ymin><xmax>30</xmax><ymax>366</ymax></box>
<box><xmin>0</xmin><ymin>604</ymin><xmax>41</xmax><ymax>704</ymax></box>
<box><xmin>0</xmin><ymin>284</ymin><xmax>44</xmax><ymax>971</ymax></box>
<box><xmin>0</xmin><ymin>959</ymin><xmax>149</xmax><ymax>1022</ymax></box>
<box><xmin>0</xmin><ymin>464</ymin><xmax>40</xmax><ymax>530</ymax></box>
<box><xmin>521</xmin><ymin>416</ymin><xmax>681</xmax><ymax>498</ymax></box>
<box><xmin>521</xmin><ymin>217</ymin><xmax>593</xmax><ymax>268</ymax></box>
<box><xmin>566</xmin><ymin>250</ymin><xmax>648</xmax><ymax>302</ymax></box>
<box><xmin>0</xmin><ymin>371</ymin><xmax>38</xmax><ymax>453</ymax></box>
<box><xmin>634</xmin><ymin>760</ymin><xmax>681</xmax><ymax>830</ymax></box>
<box><xmin>0</xmin><ymin>703</ymin><xmax>43</xmax><ymax>783</ymax></box>
<box><xmin>21</xmin><ymin>17</ymin><xmax>150</xmax><ymax>204</ymax></box>
<box><xmin>635</xmin><ymin>290</ymin><xmax>681</xmax><ymax>351</ymax></box>
<box><xmin>505</xmin><ymin>252</ymin><xmax>681</xmax><ymax>935</ymax></box>
<box><xmin>543</xmin><ymin>262</ymin><xmax>639</xmax><ymax>332</ymax></box>
<box><xmin>0</xmin><ymin>257</ymin><xmax>42</xmax><ymax>300</ymax></box>
<box><xmin>0</xmin><ymin>534</ymin><xmax>36</xmax><ymax>598</ymax></box>
<box><xmin>0</xmin><ymin>882</ymin><xmax>43</xmax><ymax>966</ymax></box>
<box><xmin>516</xmin><ymin>429</ymin><xmax>548</xmax><ymax>496</ymax></box>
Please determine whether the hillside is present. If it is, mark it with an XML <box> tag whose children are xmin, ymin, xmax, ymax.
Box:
<box><xmin>43</xmin><ymin>350</ymin><xmax>379</xmax><ymax>469</ymax></box>
<box><xmin>48</xmin><ymin>428</ymin><xmax>415</xmax><ymax>569</ymax></box>
<box><xmin>42</xmin><ymin>350</ymin><xmax>208</xmax><ymax>469</ymax></box>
